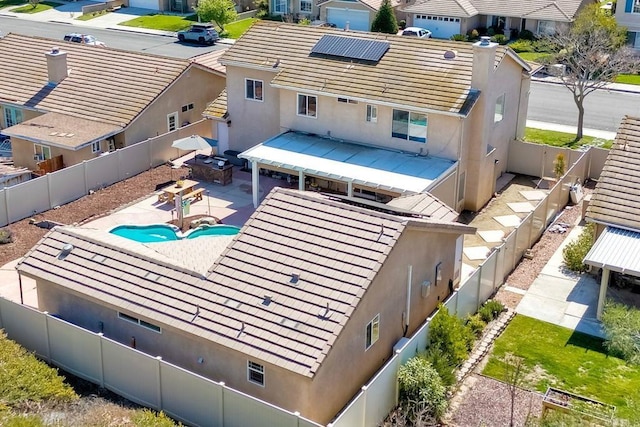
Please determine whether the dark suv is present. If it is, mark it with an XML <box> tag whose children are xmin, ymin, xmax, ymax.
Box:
<box><xmin>177</xmin><ymin>23</ymin><xmax>220</xmax><ymax>45</ymax></box>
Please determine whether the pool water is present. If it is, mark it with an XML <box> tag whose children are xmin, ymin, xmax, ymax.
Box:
<box><xmin>110</xmin><ymin>224</ymin><xmax>240</xmax><ymax>243</ymax></box>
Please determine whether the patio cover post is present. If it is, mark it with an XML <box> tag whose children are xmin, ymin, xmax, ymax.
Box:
<box><xmin>298</xmin><ymin>170</ymin><xmax>304</xmax><ymax>191</ymax></box>
<box><xmin>252</xmin><ymin>160</ymin><xmax>259</xmax><ymax>208</ymax></box>
<box><xmin>596</xmin><ymin>267</ymin><xmax>610</xmax><ymax>320</ymax></box>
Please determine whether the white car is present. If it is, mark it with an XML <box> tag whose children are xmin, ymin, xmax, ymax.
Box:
<box><xmin>401</xmin><ymin>27</ymin><xmax>432</xmax><ymax>38</ymax></box>
<box><xmin>63</xmin><ymin>33</ymin><xmax>106</xmax><ymax>47</ymax></box>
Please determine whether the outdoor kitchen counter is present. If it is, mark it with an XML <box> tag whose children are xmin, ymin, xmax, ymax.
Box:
<box><xmin>185</xmin><ymin>156</ymin><xmax>233</xmax><ymax>185</ymax></box>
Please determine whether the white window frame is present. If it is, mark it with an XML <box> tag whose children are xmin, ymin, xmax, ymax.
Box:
<box><xmin>91</xmin><ymin>141</ymin><xmax>101</xmax><ymax>153</ymax></box>
<box><xmin>245</xmin><ymin>79</ymin><xmax>264</xmax><ymax>102</ymax></box>
<box><xmin>118</xmin><ymin>312</ymin><xmax>162</xmax><ymax>333</ymax></box>
<box><xmin>392</xmin><ymin>109</ymin><xmax>427</xmax><ymax>143</ymax></box>
<box><xmin>4</xmin><ymin>106</ymin><xmax>22</xmax><ymax>128</ymax></box>
<box><xmin>494</xmin><ymin>94</ymin><xmax>505</xmax><ymax>123</ymax></box>
<box><xmin>537</xmin><ymin>20</ymin><xmax>556</xmax><ymax>36</ymax></box>
<box><xmin>366</xmin><ymin>105</ymin><xmax>378</xmax><ymax>123</ymax></box>
<box><xmin>273</xmin><ymin>0</ymin><xmax>287</xmax><ymax>14</ymax></box>
<box><xmin>247</xmin><ymin>360</ymin><xmax>265</xmax><ymax>386</ymax></box>
<box><xmin>34</xmin><ymin>144</ymin><xmax>52</xmax><ymax>161</ymax></box>
<box><xmin>297</xmin><ymin>93</ymin><xmax>317</xmax><ymax>118</ymax></box>
<box><xmin>634</xmin><ymin>0</ymin><xmax>640</xmax><ymax>14</ymax></box>
<box><xmin>300</xmin><ymin>0</ymin><xmax>312</xmax><ymax>13</ymax></box>
<box><xmin>365</xmin><ymin>314</ymin><xmax>380</xmax><ymax>350</ymax></box>
<box><xmin>167</xmin><ymin>112</ymin><xmax>178</xmax><ymax>132</ymax></box>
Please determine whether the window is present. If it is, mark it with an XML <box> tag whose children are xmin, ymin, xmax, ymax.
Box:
<box><xmin>537</xmin><ymin>20</ymin><xmax>556</xmax><ymax>36</ymax></box>
<box><xmin>34</xmin><ymin>144</ymin><xmax>51</xmax><ymax>161</ymax></box>
<box><xmin>245</xmin><ymin>79</ymin><xmax>264</xmax><ymax>101</ymax></box>
<box><xmin>118</xmin><ymin>312</ymin><xmax>161</xmax><ymax>333</ymax></box>
<box><xmin>91</xmin><ymin>141</ymin><xmax>101</xmax><ymax>153</ymax></box>
<box><xmin>365</xmin><ymin>314</ymin><xmax>380</xmax><ymax>350</ymax></box>
<box><xmin>297</xmin><ymin>94</ymin><xmax>317</xmax><ymax>118</ymax></box>
<box><xmin>248</xmin><ymin>361</ymin><xmax>265</xmax><ymax>386</ymax></box>
<box><xmin>634</xmin><ymin>0</ymin><xmax>640</xmax><ymax>13</ymax></box>
<box><xmin>167</xmin><ymin>112</ymin><xmax>178</xmax><ymax>132</ymax></box>
<box><xmin>392</xmin><ymin>110</ymin><xmax>427</xmax><ymax>143</ymax></box>
<box><xmin>338</xmin><ymin>97</ymin><xmax>357</xmax><ymax>104</ymax></box>
<box><xmin>300</xmin><ymin>0</ymin><xmax>312</xmax><ymax>12</ymax></box>
<box><xmin>273</xmin><ymin>0</ymin><xmax>287</xmax><ymax>13</ymax></box>
<box><xmin>181</xmin><ymin>103</ymin><xmax>194</xmax><ymax>112</ymax></box>
<box><xmin>366</xmin><ymin>105</ymin><xmax>377</xmax><ymax>123</ymax></box>
<box><xmin>457</xmin><ymin>171</ymin><xmax>466</xmax><ymax>203</ymax></box>
<box><xmin>494</xmin><ymin>94</ymin><xmax>505</xmax><ymax>123</ymax></box>
<box><xmin>4</xmin><ymin>107</ymin><xmax>22</xmax><ymax>127</ymax></box>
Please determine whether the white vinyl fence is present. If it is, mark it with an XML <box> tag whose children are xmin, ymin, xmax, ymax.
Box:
<box><xmin>0</xmin><ymin>120</ymin><xmax>210</xmax><ymax>227</ymax></box>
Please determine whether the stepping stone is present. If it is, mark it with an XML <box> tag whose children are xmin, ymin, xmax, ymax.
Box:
<box><xmin>478</xmin><ymin>230</ymin><xmax>505</xmax><ymax>243</ymax></box>
<box><xmin>519</xmin><ymin>190</ymin><xmax>547</xmax><ymax>201</ymax></box>
<box><xmin>494</xmin><ymin>214</ymin><xmax>522</xmax><ymax>227</ymax></box>
<box><xmin>464</xmin><ymin>246</ymin><xmax>491</xmax><ymax>260</ymax></box>
<box><xmin>507</xmin><ymin>202</ymin><xmax>535</xmax><ymax>213</ymax></box>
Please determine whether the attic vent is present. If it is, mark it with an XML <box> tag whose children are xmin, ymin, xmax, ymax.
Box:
<box><xmin>444</xmin><ymin>50</ymin><xmax>457</xmax><ymax>60</ymax></box>
<box><xmin>281</xmin><ymin>318</ymin><xmax>299</xmax><ymax>329</ymax></box>
<box><xmin>290</xmin><ymin>273</ymin><xmax>299</xmax><ymax>284</ymax></box>
<box><xmin>92</xmin><ymin>254</ymin><xmax>106</xmax><ymax>263</ymax></box>
<box><xmin>262</xmin><ymin>295</ymin><xmax>272</xmax><ymax>306</ymax></box>
<box><xmin>318</xmin><ymin>302</ymin><xmax>331</xmax><ymax>319</ymax></box>
<box><xmin>224</xmin><ymin>298</ymin><xmax>242</xmax><ymax>309</ymax></box>
<box><xmin>51</xmin><ymin>47</ymin><xmax>60</xmax><ymax>54</ymax></box>
<box><xmin>145</xmin><ymin>271</ymin><xmax>160</xmax><ymax>282</ymax></box>
<box><xmin>58</xmin><ymin>243</ymin><xmax>74</xmax><ymax>260</ymax></box>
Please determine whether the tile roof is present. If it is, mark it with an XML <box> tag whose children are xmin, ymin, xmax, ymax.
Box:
<box><xmin>190</xmin><ymin>48</ymin><xmax>228</xmax><ymax>75</ymax></box>
<box><xmin>220</xmin><ymin>21</ymin><xmax>518</xmax><ymax>115</ymax></box>
<box><xmin>402</xmin><ymin>0</ymin><xmax>583</xmax><ymax>21</ymax></box>
<box><xmin>586</xmin><ymin>116</ymin><xmax>640</xmax><ymax>231</ymax></box>
<box><xmin>386</xmin><ymin>193</ymin><xmax>459</xmax><ymax>221</ymax></box>
<box><xmin>203</xmin><ymin>88</ymin><xmax>228</xmax><ymax>119</ymax></box>
<box><xmin>359</xmin><ymin>0</ymin><xmax>401</xmax><ymax>10</ymax></box>
<box><xmin>17</xmin><ymin>188</ymin><xmax>473</xmax><ymax>378</ymax></box>
<box><xmin>0</xmin><ymin>33</ymin><xmax>190</xmax><ymax>127</ymax></box>
<box><xmin>3</xmin><ymin>112</ymin><xmax>121</xmax><ymax>150</ymax></box>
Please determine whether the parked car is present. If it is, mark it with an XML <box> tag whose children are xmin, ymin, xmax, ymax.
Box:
<box><xmin>63</xmin><ymin>33</ymin><xmax>106</xmax><ymax>47</ymax></box>
<box><xmin>177</xmin><ymin>23</ymin><xmax>220</xmax><ymax>45</ymax></box>
<box><xmin>401</xmin><ymin>27</ymin><xmax>432</xmax><ymax>38</ymax></box>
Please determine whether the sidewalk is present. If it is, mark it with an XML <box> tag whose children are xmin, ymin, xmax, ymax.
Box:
<box><xmin>532</xmin><ymin>73</ymin><xmax>640</xmax><ymax>96</ymax></box>
<box><xmin>526</xmin><ymin>119</ymin><xmax>616</xmax><ymax>140</ymax></box>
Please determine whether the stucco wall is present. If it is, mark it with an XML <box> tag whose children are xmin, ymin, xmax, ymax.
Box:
<box><xmin>616</xmin><ymin>4</ymin><xmax>640</xmax><ymax>31</ymax></box>
<box><xmin>124</xmin><ymin>67</ymin><xmax>224</xmax><ymax>145</ymax></box>
<box><xmin>12</xmin><ymin>136</ymin><xmax>108</xmax><ymax>170</ymax></box>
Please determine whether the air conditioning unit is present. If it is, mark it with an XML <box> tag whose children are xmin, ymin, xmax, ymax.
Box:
<box><xmin>33</xmin><ymin>154</ymin><xmax>43</xmax><ymax>161</ymax></box>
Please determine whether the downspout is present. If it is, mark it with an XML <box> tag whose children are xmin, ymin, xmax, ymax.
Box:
<box><xmin>404</xmin><ymin>265</ymin><xmax>412</xmax><ymax>336</ymax></box>
<box><xmin>18</xmin><ymin>271</ymin><xmax>23</xmax><ymax>305</ymax></box>
<box><xmin>456</xmin><ymin>116</ymin><xmax>464</xmax><ymax>210</ymax></box>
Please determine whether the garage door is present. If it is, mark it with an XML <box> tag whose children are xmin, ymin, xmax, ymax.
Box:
<box><xmin>327</xmin><ymin>8</ymin><xmax>370</xmax><ymax>31</ymax></box>
<box><xmin>413</xmin><ymin>14</ymin><xmax>461</xmax><ymax>39</ymax></box>
<box><xmin>129</xmin><ymin>0</ymin><xmax>159</xmax><ymax>9</ymax></box>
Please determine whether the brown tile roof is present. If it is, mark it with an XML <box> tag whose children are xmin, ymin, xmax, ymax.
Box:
<box><xmin>402</xmin><ymin>0</ymin><xmax>477</xmax><ymax>17</ymax></box>
<box><xmin>386</xmin><ymin>193</ymin><xmax>459</xmax><ymax>222</ymax></box>
<box><xmin>0</xmin><ymin>33</ymin><xmax>190</xmax><ymax>127</ymax></box>
<box><xmin>17</xmin><ymin>188</ymin><xmax>473</xmax><ymax>378</ymax></box>
<box><xmin>586</xmin><ymin>116</ymin><xmax>640</xmax><ymax>231</ymax></box>
<box><xmin>359</xmin><ymin>0</ymin><xmax>401</xmax><ymax>10</ymax></box>
<box><xmin>220</xmin><ymin>21</ymin><xmax>521</xmax><ymax>115</ymax></box>
<box><xmin>203</xmin><ymin>88</ymin><xmax>228</xmax><ymax>119</ymax></box>
<box><xmin>4</xmin><ymin>112</ymin><xmax>121</xmax><ymax>150</ymax></box>
<box><xmin>190</xmin><ymin>48</ymin><xmax>228</xmax><ymax>75</ymax></box>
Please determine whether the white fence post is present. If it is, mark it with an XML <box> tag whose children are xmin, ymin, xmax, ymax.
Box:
<box><xmin>360</xmin><ymin>385</ymin><xmax>368</xmax><ymax>427</ymax></box>
<box><xmin>44</xmin><ymin>311</ymin><xmax>52</xmax><ymax>363</ymax></box>
<box><xmin>156</xmin><ymin>356</ymin><xmax>163</xmax><ymax>410</ymax></box>
<box><xmin>219</xmin><ymin>381</ymin><xmax>225</xmax><ymax>426</ymax></box>
<box><xmin>98</xmin><ymin>333</ymin><xmax>105</xmax><ymax>388</ymax></box>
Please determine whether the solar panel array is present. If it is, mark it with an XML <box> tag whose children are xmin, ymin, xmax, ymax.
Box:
<box><xmin>311</xmin><ymin>35</ymin><xmax>390</xmax><ymax>62</ymax></box>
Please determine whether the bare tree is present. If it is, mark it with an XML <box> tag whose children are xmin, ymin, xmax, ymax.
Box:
<box><xmin>503</xmin><ymin>353</ymin><xmax>527</xmax><ymax>427</ymax></box>
<box><xmin>545</xmin><ymin>5</ymin><xmax>640</xmax><ymax>142</ymax></box>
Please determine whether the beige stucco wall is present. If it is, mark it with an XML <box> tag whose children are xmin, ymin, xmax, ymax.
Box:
<box><xmin>616</xmin><ymin>4</ymin><xmax>640</xmax><ymax>32</ymax></box>
<box><xmin>226</xmin><ymin>65</ymin><xmax>282</xmax><ymax>152</ymax></box>
<box><xmin>12</xmin><ymin>136</ymin><xmax>109</xmax><ymax>170</ymax></box>
<box><xmin>123</xmin><ymin>67</ymin><xmax>224</xmax><ymax>145</ymax></box>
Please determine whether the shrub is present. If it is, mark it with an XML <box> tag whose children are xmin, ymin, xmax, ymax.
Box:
<box><xmin>478</xmin><ymin>299</ymin><xmax>505</xmax><ymax>323</ymax></box>
<box><xmin>467</xmin><ymin>28</ymin><xmax>479</xmax><ymax>40</ymax></box>
<box><xmin>491</xmin><ymin>34</ymin><xmax>508</xmax><ymax>45</ymax></box>
<box><xmin>133</xmin><ymin>409</ymin><xmax>182</xmax><ymax>426</ymax></box>
<box><xmin>422</xmin><ymin>347</ymin><xmax>457</xmax><ymax>387</ymax></box>
<box><xmin>509</xmin><ymin>28</ymin><xmax>519</xmax><ymax>39</ymax></box>
<box><xmin>298</xmin><ymin>17</ymin><xmax>311</xmax><ymax>25</ymax></box>
<box><xmin>519</xmin><ymin>29</ymin><xmax>535</xmax><ymax>40</ymax></box>
<box><xmin>532</xmin><ymin>37</ymin><xmax>559</xmax><ymax>53</ymax></box>
<box><xmin>429</xmin><ymin>304</ymin><xmax>474</xmax><ymax>366</ymax></box>
<box><xmin>487</xmin><ymin>27</ymin><xmax>495</xmax><ymax>37</ymax></box>
<box><xmin>450</xmin><ymin>33</ymin><xmax>467</xmax><ymax>42</ymax></box>
<box><xmin>397</xmin><ymin>356</ymin><xmax>448</xmax><ymax>420</ymax></box>
<box><xmin>601</xmin><ymin>300</ymin><xmax>640</xmax><ymax>364</ymax></box>
<box><xmin>508</xmin><ymin>39</ymin><xmax>534</xmax><ymax>53</ymax></box>
<box><xmin>465</xmin><ymin>313</ymin><xmax>487</xmax><ymax>337</ymax></box>
<box><xmin>399</xmin><ymin>19</ymin><xmax>406</xmax><ymax>30</ymax></box>
<box><xmin>562</xmin><ymin>222</ymin><xmax>595</xmax><ymax>272</ymax></box>
<box><xmin>0</xmin><ymin>228</ymin><xmax>12</xmax><ymax>244</ymax></box>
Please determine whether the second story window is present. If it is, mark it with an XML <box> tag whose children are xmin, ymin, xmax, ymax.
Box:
<box><xmin>248</xmin><ymin>361</ymin><xmax>265</xmax><ymax>386</ymax></box>
<box><xmin>494</xmin><ymin>94</ymin><xmax>505</xmax><ymax>123</ymax></box>
<box><xmin>297</xmin><ymin>94</ymin><xmax>317</xmax><ymax>118</ymax></box>
<box><xmin>365</xmin><ymin>314</ymin><xmax>380</xmax><ymax>350</ymax></box>
<box><xmin>91</xmin><ymin>141</ymin><xmax>101</xmax><ymax>153</ymax></box>
<box><xmin>366</xmin><ymin>105</ymin><xmax>377</xmax><ymax>123</ymax></box>
<box><xmin>245</xmin><ymin>79</ymin><xmax>264</xmax><ymax>101</ymax></box>
<box><xmin>392</xmin><ymin>110</ymin><xmax>427</xmax><ymax>143</ymax></box>
<box><xmin>273</xmin><ymin>0</ymin><xmax>287</xmax><ymax>13</ymax></box>
<box><xmin>4</xmin><ymin>107</ymin><xmax>23</xmax><ymax>128</ymax></box>
<box><xmin>300</xmin><ymin>0</ymin><xmax>312</xmax><ymax>12</ymax></box>
<box><xmin>634</xmin><ymin>0</ymin><xmax>640</xmax><ymax>13</ymax></box>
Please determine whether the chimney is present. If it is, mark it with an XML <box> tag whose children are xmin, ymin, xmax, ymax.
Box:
<box><xmin>344</xmin><ymin>20</ymin><xmax>350</xmax><ymax>31</ymax></box>
<box><xmin>471</xmin><ymin>36</ymin><xmax>498</xmax><ymax>91</ymax></box>
<box><xmin>45</xmin><ymin>47</ymin><xmax>68</xmax><ymax>85</ymax></box>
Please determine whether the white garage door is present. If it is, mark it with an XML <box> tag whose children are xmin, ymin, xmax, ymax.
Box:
<box><xmin>129</xmin><ymin>0</ymin><xmax>159</xmax><ymax>9</ymax></box>
<box><xmin>327</xmin><ymin>8</ymin><xmax>370</xmax><ymax>31</ymax></box>
<box><xmin>414</xmin><ymin>14</ymin><xmax>461</xmax><ymax>39</ymax></box>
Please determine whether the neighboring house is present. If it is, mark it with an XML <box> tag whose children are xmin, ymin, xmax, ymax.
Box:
<box><xmin>584</xmin><ymin>115</ymin><xmax>640</xmax><ymax>319</ymax></box>
<box><xmin>401</xmin><ymin>0</ymin><xmax>594</xmax><ymax>39</ymax></box>
<box><xmin>616</xmin><ymin>0</ymin><xmax>640</xmax><ymax>51</ymax></box>
<box><xmin>0</xmin><ymin>34</ymin><xmax>225</xmax><ymax>173</ymax></box>
<box><xmin>124</xmin><ymin>0</ymin><xmax>195</xmax><ymax>13</ymax></box>
<box><xmin>211</xmin><ymin>22</ymin><xmax>531</xmax><ymax>212</ymax></box>
<box><xmin>317</xmin><ymin>0</ymin><xmax>401</xmax><ymax>31</ymax></box>
<box><xmin>16</xmin><ymin>187</ymin><xmax>475</xmax><ymax>424</ymax></box>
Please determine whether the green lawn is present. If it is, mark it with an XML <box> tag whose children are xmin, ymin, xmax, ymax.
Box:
<box><xmin>524</xmin><ymin>127</ymin><xmax>613</xmax><ymax>149</ymax></box>
<box><xmin>10</xmin><ymin>0</ymin><xmax>59</xmax><ymax>13</ymax></box>
<box><xmin>222</xmin><ymin>18</ymin><xmax>258</xmax><ymax>39</ymax></box>
<box><xmin>615</xmin><ymin>74</ymin><xmax>640</xmax><ymax>85</ymax></box>
<box><xmin>76</xmin><ymin>9</ymin><xmax>108</xmax><ymax>21</ymax></box>
<box><xmin>119</xmin><ymin>14</ymin><xmax>197</xmax><ymax>32</ymax></box>
<box><xmin>483</xmin><ymin>315</ymin><xmax>640</xmax><ymax>420</ymax></box>
<box><xmin>515</xmin><ymin>52</ymin><xmax>552</xmax><ymax>63</ymax></box>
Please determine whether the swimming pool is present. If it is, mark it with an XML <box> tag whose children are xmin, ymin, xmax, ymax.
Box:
<box><xmin>109</xmin><ymin>224</ymin><xmax>240</xmax><ymax>243</ymax></box>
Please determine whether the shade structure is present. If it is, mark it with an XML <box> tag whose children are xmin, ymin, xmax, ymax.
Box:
<box><xmin>172</xmin><ymin>135</ymin><xmax>211</xmax><ymax>151</ymax></box>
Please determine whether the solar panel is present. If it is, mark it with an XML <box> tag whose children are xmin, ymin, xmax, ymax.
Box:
<box><xmin>311</xmin><ymin>35</ymin><xmax>389</xmax><ymax>62</ymax></box>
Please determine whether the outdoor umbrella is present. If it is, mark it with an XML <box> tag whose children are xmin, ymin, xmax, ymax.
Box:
<box><xmin>171</xmin><ymin>135</ymin><xmax>211</xmax><ymax>151</ymax></box>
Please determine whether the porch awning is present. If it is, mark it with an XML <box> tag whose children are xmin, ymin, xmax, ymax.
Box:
<box><xmin>239</xmin><ymin>131</ymin><xmax>456</xmax><ymax>194</ymax></box>
<box><xmin>584</xmin><ymin>226</ymin><xmax>640</xmax><ymax>276</ymax></box>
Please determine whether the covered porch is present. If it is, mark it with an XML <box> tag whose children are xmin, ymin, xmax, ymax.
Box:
<box><xmin>239</xmin><ymin>131</ymin><xmax>457</xmax><ymax>208</ymax></box>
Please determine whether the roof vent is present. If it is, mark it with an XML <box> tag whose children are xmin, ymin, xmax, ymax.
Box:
<box><xmin>444</xmin><ymin>50</ymin><xmax>457</xmax><ymax>60</ymax></box>
<box><xmin>290</xmin><ymin>273</ymin><xmax>299</xmax><ymax>284</ymax></box>
<box><xmin>58</xmin><ymin>243</ymin><xmax>74</xmax><ymax>260</ymax></box>
<box><xmin>318</xmin><ymin>302</ymin><xmax>331</xmax><ymax>319</ymax></box>
<box><xmin>262</xmin><ymin>295</ymin><xmax>272</xmax><ymax>306</ymax></box>
<box><xmin>479</xmin><ymin>36</ymin><xmax>491</xmax><ymax>46</ymax></box>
